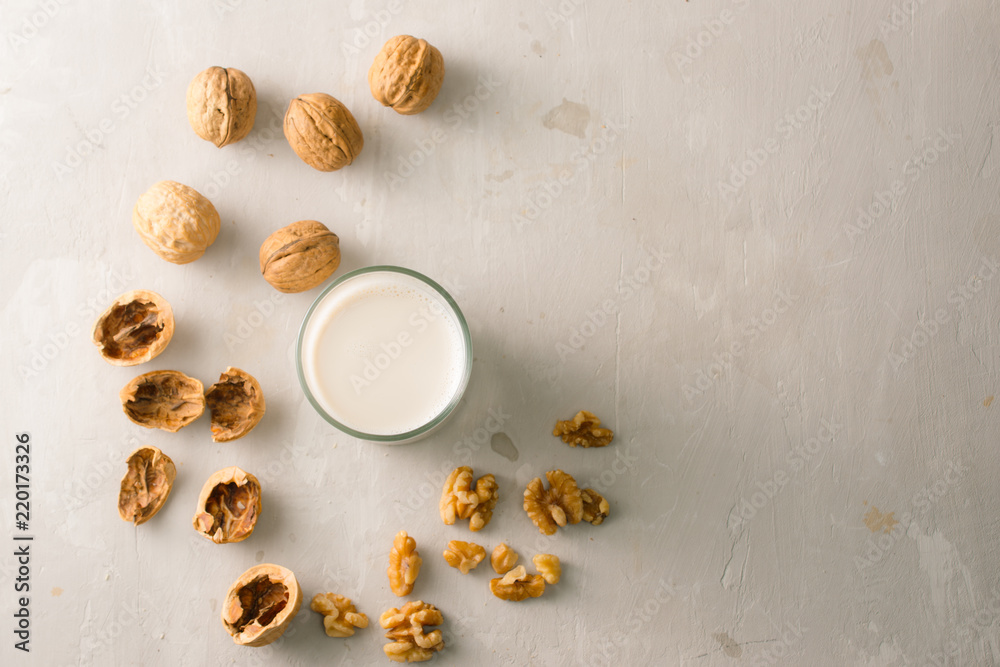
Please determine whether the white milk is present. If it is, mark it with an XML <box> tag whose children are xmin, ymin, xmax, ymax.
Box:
<box><xmin>300</xmin><ymin>271</ymin><xmax>467</xmax><ymax>436</ymax></box>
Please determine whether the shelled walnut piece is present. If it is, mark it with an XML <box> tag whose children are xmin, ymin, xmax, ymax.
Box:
<box><xmin>205</xmin><ymin>367</ymin><xmax>266</xmax><ymax>442</ymax></box>
<box><xmin>259</xmin><ymin>220</ymin><xmax>341</xmax><ymax>293</ymax></box>
<box><xmin>387</xmin><ymin>531</ymin><xmax>422</xmax><ymax>597</ymax></box>
<box><xmin>490</xmin><ymin>543</ymin><xmax>518</xmax><ymax>575</ymax></box>
<box><xmin>132</xmin><ymin>180</ymin><xmax>220</xmax><ymax>264</ymax></box>
<box><xmin>192</xmin><ymin>467</ymin><xmax>262</xmax><ymax>544</ymax></box>
<box><xmin>186</xmin><ymin>66</ymin><xmax>257</xmax><ymax>148</ymax></box>
<box><xmin>489</xmin><ymin>565</ymin><xmax>545</xmax><ymax>602</ymax></box>
<box><xmin>117</xmin><ymin>446</ymin><xmax>176</xmax><ymax>525</ymax></box>
<box><xmin>532</xmin><ymin>554</ymin><xmax>561</xmax><ymax>585</ymax></box>
<box><xmin>380</xmin><ymin>600</ymin><xmax>445</xmax><ymax>663</ymax></box>
<box><xmin>442</xmin><ymin>541</ymin><xmax>485</xmax><ymax>574</ymax></box>
<box><xmin>92</xmin><ymin>290</ymin><xmax>174</xmax><ymax>366</ymax></box>
<box><xmin>310</xmin><ymin>593</ymin><xmax>368</xmax><ymax>638</ymax></box>
<box><xmin>553</xmin><ymin>410</ymin><xmax>614</xmax><ymax>448</ymax></box>
<box><xmin>523</xmin><ymin>469</ymin><xmax>584</xmax><ymax>535</ymax></box>
<box><xmin>221</xmin><ymin>564</ymin><xmax>301</xmax><ymax>647</ymax></box>
<box><xmin>439</xmin><ymin>466</ymin><xmax>499</xmax><ymax>531</ymax></box>
<box><xmin>581</xmin><ymin>488</ymin><xmax>610</xmax><ymax>525</ymax></box>
<box><xmin>369</xmin><ymin>35</ymin><xmax>445</xmax><ymax>115</ymax></box>
<box><xmin>119</xmin><ymin>370</ymin><xmax>205</xmax><ymax>432</ymax></box>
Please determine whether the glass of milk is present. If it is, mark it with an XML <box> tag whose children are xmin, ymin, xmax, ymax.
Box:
<box><xmin>296</xmin><ymin>266</ymin><xmax>472</xmax><ymax>443</ymax></box>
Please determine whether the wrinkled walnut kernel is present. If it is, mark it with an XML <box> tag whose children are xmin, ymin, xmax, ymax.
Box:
<box><xmin>117</xmin><ymin>446</ymin><xmax>176</xmax><ymax>525</ymax></box>
<box><xmin>193</xmin><ymin>467</ymin><xmax>262</xmax><ymax>544</ymax></box>
<box><xmin>205</xmin><ymin>367</ymin><xmax>266</xmax><ymax>442</ymax></box>
<box><xmin>387</xmin><ymin>531</ymin><xmax>422</xmax><ymax>597</ymax></box>
<box><xmin>491</xmin><ymin>543</ymin><xmax>519</xmax><ymax>575</ymax></box>
<box><xmin>523</xmin><ymin>470</ymin><xmax>584</xmax><ymax>535</ymax></box>
<box><xmin>380</xmin><ymin>600</ymin><xmax>445</xmax><ymax>663</ymax></box>
<box><xmin>92</xmin><ymin>290</ymin><xmax>174</xmax><ymax>366</ymax></box>
<box><xmin>442</xmin><ymin>541</ymin><xmax>486</xmax><ymax>574</ymax></box>
<box><xmin>439</xmin><ymin>466</ymin><xmax>499</xmax><ymax>532</ymax></box>
<box><xmin>553</xmin><ymin>410</ymin><xmax>614</xmax><ymax>448</ymax></box>
<box><xmin>532</xmin><ymin>554</ymin><xmax>561</xmax><ymax>584</ymax></box>
<box><xmin>119</xmin><ymin>370</ymin><xmax>205</xmax><ymax>432</ymax></box>
<box><xmin>222</xmin><ymin>564</ymin><xmax>301</xmax><ymax>647</ymax></box>
<box><xmin>581</xmin><ymin>489</ymin><xmax>610</xmax><ymax>525</ymax></box>
<box><xmin>310</xmin><ymin>593</ymin><xmax>368</xmax><ymax>637</ymax></box>
<box><xmin>489</xmin><ymin>565</ymin><xmax>545</xmax><ymax>602</ymax></box>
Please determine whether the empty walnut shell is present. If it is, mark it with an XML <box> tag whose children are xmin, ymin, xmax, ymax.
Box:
<box><xmin>283</xmin><ymin>93</ymin><xmax>364</xmax><ymax>171</ymax></box>
<box><xmin>132</xmin><ymin>180</ymin><xmax>220</xmax><ymax>264</ymax></box>
<box><xmin>259</xmin><ymin>220</ymin><xmax>341</xmax><ymax>293</ymax></box>
<box><xmin>92</xmin><ymin>290</ymin><xmax>174</xmax><ymax>366</ymax></box>
<box><xmin>205</xmin><ymin>367</ymin><xmax>266</xmax><ymax>442</ymax></box>
<box><xmin>117</xmin><ymin>446</ymin><xmax>176</xmax><ymax>525</ymax></box>
<box><xmin>369</xmin><ymin>35</ymin><xmax>445</xmax><ymax>115</ymax></box>
<box><xmin>222</xmin><ymin>563</ymin><xmax>302</xmax><ymax>647</ymax></box>
<box><xmin>193</xmin><ymin>466</ymin><xmax>262</xmax><ymax>544</ymax></box>
<box><xmin>186</xmin><ymin>66</ymin><xmax>257</xmax><ymax>148</ymax></box>
<box><xmin>119</xmin><ymin>370</ymin><xmax>205</xmax><ymax>432</ymax></box>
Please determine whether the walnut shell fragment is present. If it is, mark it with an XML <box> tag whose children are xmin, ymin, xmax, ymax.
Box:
<box><xmin>387</xmin><ymin>530</ymin><xmax>422</xmax><ymax>597</ymax></box>
<box><xmin>222</xmin><ymin>563</ymin><xmax>302</xmax><ymax>647</ymax></box>
<box><xmin>186</xmin><ymin>66</ymin><xmax>257</xmax><ymax>148</ymax></box>
<box><xmin>310</xmin><ymin>593</ymin><xmax>368</xmax><ymax>638</ymax></box>
<box><xmin>132</xmin><ymin>181</ymin><xmax>220</xmax><ymax>264</ymax></box>
<box><xmin>205</xmin><ymin>367</ymin><xmax>266</xmax><ymax>442</ymax></box>
<box><xmin>283</xmin><ymin>93</ymin><xmax>363</xmax><ymax>171</ymax></box>
<box><xmin>380</xmin><ymin>600</ymin><xmax>445</xmax><ymax>663</ymax></box>
<box><xmin>368</xmin><ymin>35</ymin><xmax>445</xmax><ymax>115</ymax></box>
<box><xmin>259</xmin><ymin>220</ymin><xmax>341</xmax><ymax>293</ymax></box>
<box><xmin>119</xmin><ymin>370</ymin><xmax>205</xmax><ymax>432</ymax></box>
<box><xmin>117</xmin><ymin>446</ymin><xmax>176</xmax><ymax>525</ymax></box>
<box><xmin>193</xmin><ymin>466</ymin><xmax>262</xmax><ymax>544</ymax></box>
<box><xmin>523</xmin><ymin>469</ymin><xmax>584</xmax><ymax>535</ymax></box>
<box><xmin>553</xmin><ymin>410</ymin><xmax>614</xmax><ymax>448</ymax></box>
<box><xmin>92</xmin><ymin>290</ymin><xmax>174</xmax><ymax>366</ymax></box>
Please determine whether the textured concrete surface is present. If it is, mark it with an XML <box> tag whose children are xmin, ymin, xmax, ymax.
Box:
<box><xmin>2</xmin><ymin>0</ymin><xmax>999</xmax><ymax>665</ymax></box>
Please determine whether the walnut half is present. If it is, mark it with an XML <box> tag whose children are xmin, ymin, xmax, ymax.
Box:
<box><xmin>380</xmin><ymin>600</ymin><xmax>445</xmax><ymax>663</ymax></box>
<box><xmin>120</xmin><ymin>370</ymin><xmax>205</xmax><ymax>432</ymax></box>
<box><xmin>442</xmin><ymin>541</ymin><xmax>486</xmax><ymax>574</ymax></box>
<box><xmin>439</xmin><ymin>466</ymin><xmax>499</xmax><ymax>532</ymax></box>
<box><xmin>532</xmin><ymin>554</ymin><xmax>561</xmax><ymax>584</ymax></box>
<box><xmin>192</xmin><ymin>467</ymin><xmax>262</xmax><ymax>544</ymax></box>
<box><xmin>205</xmin><ymin>367</ymin><xmax>266</xmax><ymax>442</ymax></box>
<box><xmin>489</xmin><ymin>566</ymin><xmax>545</xmax><ymax>602</ymax></box>
<box><xmin>222</xmin><ymin>564</ymin><xmax>302</xmax><ymax>647</ymax></box>
<box><xmin>523</xmin><ymin>470</ymin><xmax>583</xmax><ymax>535</ymax></box>
<box><xmin>387</xmin><ymin>531</ymin><xmax>422</xmax><ymax>597</ymax></box>
<box><xmin>490</xmin><ymin>543</ymin><xmax>519</xmax><ymax>575</ymax></box>
<box><xmin>92</xmin><ymin>290</ymin><xmax>174</xmax><ymax>366</ymax></box>
<box><xmin>581</xmin><ymin>489</ymin><xmax>610</xmax><ymax>525</ymax></box>
<box><xmin>310</xmin><ymin>593</ymin><xmax>368</xmax><ymax>638</ymax></box>
<box><xmin>117</xmin><ymin>446</ymin><xmax>176</xmax><ymax>525</ymax></box>
<box><xmin>553</xmin><ymin>410</ymin><xmax>614</xmax><ymax>447</ymax></box>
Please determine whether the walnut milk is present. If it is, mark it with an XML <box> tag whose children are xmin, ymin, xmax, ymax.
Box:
<box><xmin>296</xmin><ymin>267</ymin><xmax>472</xmax><ymax>443</ymax></box>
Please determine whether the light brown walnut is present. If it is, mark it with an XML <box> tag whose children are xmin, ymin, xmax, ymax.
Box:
<box><xmin>553</xmin><ymin>410</ymin><xmax>614</xmax><ymax>448</ymax></box>
<box><xmin>221</xmin><ymin>564</ymin><xmax>301</xmax><ymax>647</ymax></box>
<box><xmin>119</xmin><ymin>370</ymin><xmax>205</xmax><ymax>432</ymax></box>
<box><xmin>442</xmin><ymin>541</ymin><xmax>485</xmax><ymax>574</ymax></box>
<box><xmin>310</xmin><ymin>593</ymin><xmax>368</xmax><ymax>638</ymax></box>
<box><xmin>132</xmin><ymin>181</ymin><xmax>220</xmax><ymax>264</ymax></box>
<box><xmin>192</xmin><ymin>467</ymin><xmax>262</xmax><ymax>544</ymax></box>
<box><xmin>581</xmin><ymin>488</ymin><xmax>610</xmax><ymax>525</ymax></box>
<box><xmin>205</xmin><ymin>367</ymin><xmax>266</xmax><ymax>442</ymax></box>
<box><xmin>186</xmin><ymin>66</ymin><xmax>256</xmax><ymax>147</ymax></box>
<box><xmin>117</xmin><ymin>446</ymin><xmax>176</xmax><ymax>525</ymax></box>
<box><xmin>532</xmin><ymin>554</ymin><xmax>561</xmax><ymax>584</ymax></box>
<box><xmin>489</xmin><ymin>565</ymin><xmax>545</xmax><ymax>602</ymax></box>
<box><xmin>523</xmin><ymin>469</ymin><xmax>583</xmax><ymax>535</ymax></box>
<box><xmin>387</xmin><ymin>531</ymin><xmax>422</xmax><ymax>597</ymax></box>
<box><xmin>380</xmin><ymin>600</ymin><xmax>445</xmax><ymax>662</ymax></box>
<box><xmin>259</xmin><ymin>220</ymin><xmax>341</xmax><ymax>293</ymax></box>
<box><xmin>368</xmin><ymin>35</ymin><xmax>445</xmax><ymax>115</ymax></box>
<box><xmin>92</xmin><ymin>290</ymin><xmax>173</xmax><ymax>366</ymax></box>
<box><xmin>284</xmin><ymin>93</ymin><xmax>363</xmax><ymax>171</ymax></box>
<box><xmin>439</xmin><ymin>466</ymin><xmax>498</xmax><ymax>532</ymax></box>
<box><xmin>490</xmin><ymin>543</ymin><xmax>518</xmax><ymax>575</ymax></box>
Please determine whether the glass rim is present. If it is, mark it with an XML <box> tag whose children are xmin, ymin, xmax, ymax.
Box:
<box><xmin>295</xmin><ymin>265</ymin><xmax>473</xmax><ymax>443</ymax></box>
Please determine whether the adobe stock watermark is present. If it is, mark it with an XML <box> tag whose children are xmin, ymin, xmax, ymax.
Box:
<box><xmin>224</xmin><ymin>292</ymin><xmax>286</xmax><ymax>352</ymax></box>
<box><xmin>383</xmin><ymin>74</ymin><xmax>503</xmax><ymax>192</ymax></box>
<box><xmin>749</xmin><ymin>619</ymin><xmax>807</xmax><ymax>666</ymax></box>
<box><xmin>728</xmin><ymin>417</ymin><xmax>842</xmax><ymax>530</ymax></box>
<box><xmin>213</xmin><ymin>0</ymin><xmax>242</xmax><ymax>17</ymax></box>
<box><xmin>74</xmin><ymin>591</ymin><xmax>154</xmax><ymax>661</ymax></box>
<box><xmin>338</xmin><ymin>0</ymin><xmax>407</xmax><ymax>57</ymax></box>
<box><xmin>927</xmin><ymin>582</ymin><xmax>1000</xmax><ymax>666</ymax></box>
<box><xmin>512</xmin><ymin>120</ymin><xmax>624</xmax><ymax>229</ymax></box>
<box><xmin>544</xmin><ymin>0</ymin><xmax>584</xmax><ymax>30</ymax></box>
<box><xmin>879</xmin><ymin>0</ymin><xmax>934</xmax><ymax>38</ymax></box>
<box><xmin>60</xmin><ymin>433</ymin><xmax>141</xmax><ymax>512</ymax></box>
<box><xmin>585</xmin><ymin>578</ymin><xmax>677</xmax><ymax>667</ymax></box>
<box><xmin>6</xmin><ymin>0</ymin><xmax>71</xmax><ymax>53</ymax></box>
<box><xmin>717</xmin><ymin>85</ymin><xmax>833</xmax><ymax>198</ymax></box>
<box><xmin>683</xmin><ymin>289</ymin><xmax>798</xmax><ymax>404</ymax></box>
<box><xmin>844</xmin><ymin>128</ymin><xmax>961</xmax><ymax>243</ymax></box>
<box><xmin>887</xmin><ymin>256</ymin><xmax>998</xmax><ymax>372</ymax></box>
<box><xmin>201</xmin><ymin>110</ymin><xmax>285</xmax><ymax>199</ymax></box>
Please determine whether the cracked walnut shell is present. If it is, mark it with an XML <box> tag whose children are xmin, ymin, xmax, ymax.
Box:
<box><xmin>380</xmin><ymin>600</ymin><xmax>445</xmax><ymax>663</ymax></box>
<box><xmin>193</xmin><ymin>467</ymin><xmax>262</xmax><ymax>544</ymax></box>
<box><xmin>442</xmin><ymin>541</ymin><xmax>485</xmax><ymax>574</ymax></box>
<box><xmin>553</xmin><ymin>410</ymin><xmax>614</xmax><ymax>447</ymax></box>
<box><xmin>439</xmin><ymin>466</ymin><xmax>499</xmax><ymax>532</ymax></box>
<box><xmin>187</xmin><ymin>66</ymin><xmax>256</xmax><ymax>148</ymax></box>
<box><xmin>92</xmin><ymin>290</ymin><xmax>174</xmax><ymax>366</ymax></box>
<box><xmin>119</xmin><ymin>370</ymin><xmax>205</xmax><ymax>432</ymax></box>
<box><xmin>523</xmin><ymin>470</ymin><xmax>583</xmax><ymax>535</ymax></box>
<box><xmin>117</xmin><ymin>446</ymin><xmax>176</xmax><ymax>525</ymax></box>
<box><xmin>489</xmin><ymin>566</ymin><xmax>545</xmax><ymax>602</ymax></box>
<box><xmin>387</xmin><ymin>531</ymin><xmax>422</xmax><ymax>597</ymax></box>
<box><xmin>369</xmin><ymin>35</ymin><xmax>445</xmax><ymax>115</ymax></box>
<box><xmin>132</xmin><ymin>181</ymin><xmax>220</xmax><ymax>264</ymax></box>
<box><xmin>310</xmin><ymin>593</ymin><xmax>368</xmax><ymax>638</ymax></box>
<box><xmin>490</xmin><ymin>543</ymin><xmax>518</xmax><ymax>575</ymax></box>
<box><xmin>222</xmin><ymin>564</ymin><xmax>302</xmax><ymax>647</ymax></box>
<box><xmin>284</xmin><ymin>93</ymin><xmax>363</xmax><ymax>171</ymax></box>
<box><xmin>532</xmin><ymin>554</ymin><xmax>561</xmax><ymax>584</ymax></box>
<box><xmin>581</xmin><ymin>488</ymin><xmax>610</xmax><ymax>525</ymax></box>
<box><xmin>259</xmin><ymin>220</ymin><xmax>341</xmax><ymax>293</ymax></box>
<box><xmin>205</xmin><ymin>367</ymin><xmax>265</xmax><ymax>442</ymax></box>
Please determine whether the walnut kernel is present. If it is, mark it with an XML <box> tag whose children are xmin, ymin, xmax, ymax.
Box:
<box><xmin>490</xmin><ymin>543</ymin><xmax>518</xmax><ymax>575</ymax></box>
<box><xmin>489</xmin><ymin>565</ymin><xmax>545</xmax><ymax>602</ymax></box>
<box><xmin>553</xmin><ymin>410</ymin><xmax>614</xmax><ymax>447</ymax></box>
<box><xmin>532</xmin><ymin>554</ymin><xmax>561</xmax><ymax>584</ymax></box>
<box><xmin>581</xmin><ymin>488</ymin><xmax>610</xmax><ymax>525</ymax></box>
<box><xmin>310</xmin><ymin>593</ymin><xmax>368</xmax><ymax>638</ymax></box>
<box><xmin>222</xmin><ymin>564</ymin><xmax>301</xmax><ymax>647</ymax></box>
<box><xmin>193</xmin><ymin>467</ymin><xmax>262</xmax><ymax>544</ymax></box>
<box><xmin>439</xmin><ymin>466</ymin><xmax>499</xmax><ymax>532</ymax></box>
<box><xmin>92</xmin><ymin>290</ymin><xmax>174</xmax><ymax>366</ymax></box>
<box><xmin>442</xmin><ymin>541</ymin><xmax>485</xmax><ymax>574</ymax></box>
<box><xmin>117</xmin><ymin>446</ymin><xmax>176</xmax><ymax>525</ymax></box>
<box><xmin>523</xmin><ymin>470</ymin><xmax>584</xmax><ymax>535</ymax></box>
<box><xmin>380</xmin><ymin>600</ymin><xmax>445</xmax><ymax>662</ymax></box>
<box><xmin>368</xmin><ymin>35</ymin><xmax>445</xmax><ymax>115</ymax></box>
<box><xmin>387</xmin><ymin>531</ymin><xmax>422</xmax><ymax>597</ymax></box>
<box><xmin>119</xmin><ymin>370</ymin><xmax>205</xmax><ymax>432</ymax></box>
<box><xmin>205</xmin><ymin>367</ymin><xmax>266</xmax><ymax>442</ymax></box>
<box><xmin>132</xmin><ymin>180</ymin><xmax>220</xmax><ymax>264</ymax></box>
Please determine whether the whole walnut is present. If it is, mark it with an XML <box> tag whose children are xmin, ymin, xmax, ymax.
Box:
<box><xmin>259</xmin><ymin>221</ymin><xmax>341</xmax><ymax>293</ymax></box>
<box><xmin>369</xmin><ymin>35</ymin><xmax>445</xmax><ymax>115</ymax></box>
<box><xmin>283</xmin><ymin>93</ymin><xmax>363</xmax><ymax>171</ymax></box>
<box><xmin>186</xmin><ymin>66</ymin><xmax>257</xmax><ymax>147</ymax></box>
<box><xmin>132</xmin><ymin>181</ymin><xmax>220</xmax><ymax>264</ymax></box>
